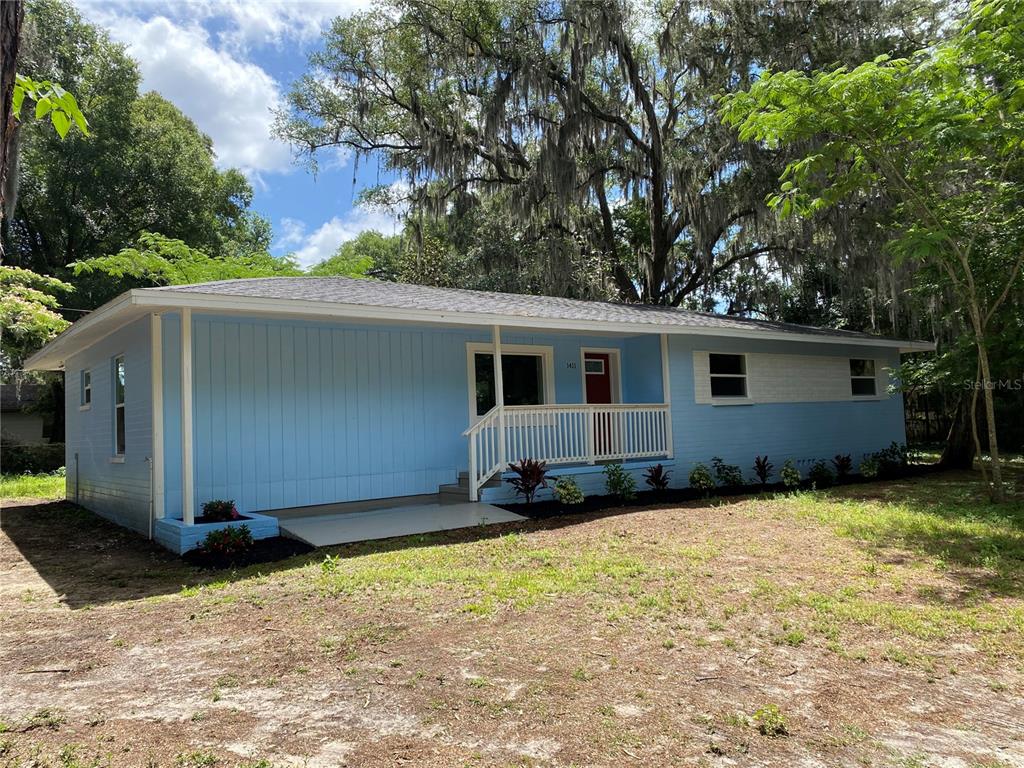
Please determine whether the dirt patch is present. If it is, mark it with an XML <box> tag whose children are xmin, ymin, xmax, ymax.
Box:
<box><xmin>2</xmin><ymin>477</ymin><xmax>1023</xmax><ymax>767</ymax></box>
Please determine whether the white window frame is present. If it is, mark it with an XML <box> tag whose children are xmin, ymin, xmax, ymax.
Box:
<box><xmin>466</xmin><ymin>342</ymin><xmax>555</xmax><ymax>423</ymax></box>
<box><xmin>708</xmin><ymin>352</ymin><xmax>749</xmax><ymax>401</ymax></box>
<box><xmin>80</xmin><ymin>369</ymin><xmax>92</xmax><ymax>410</ymax></box>
<box><xmin>112</xmin><ymin>354</ymin><xmax>126</xmax><ymax>460</ymax></box>
<box><xmin>850</xmin><ymin>358</ymin><xmax>878</xmax><ymax>397</ymax></box>
<box><xmin>580</xmin><ymin>347</ymin><xmax>622</xmax><ymax>404</ymax></box>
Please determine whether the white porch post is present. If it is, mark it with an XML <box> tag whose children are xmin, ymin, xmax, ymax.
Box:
<box><xmin>150</xmin><ymin>314</ymin><xmax>165</xmax><ymax>519</ymax></box>
<box><xmin>493</xmin><ymin>324</ymin><xmax>506</xmax><ymax>470</ymax></box>
<box><xmin>661</xmin><ymin>333</ymin><xmax>674</xmax><ymax>459</ymax></box>
<box><xmin>181</xmin><ymin>308</ymin><xmax>195</xmax><ymax>525</ymax></box>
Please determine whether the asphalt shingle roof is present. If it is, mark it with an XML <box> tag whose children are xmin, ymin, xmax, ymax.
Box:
<box><xmin>152</xmin><ymin>276</ymin><xmax>912</xmax><ymax>344</ymax></box>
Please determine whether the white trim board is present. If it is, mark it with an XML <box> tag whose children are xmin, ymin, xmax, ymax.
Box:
<box><xmin>465</xmin><ymin>341</ymin><xmax>556</xmax><ymax>424</ymax></box>
<box><xmin>24</xmin><ymin>288</ymin><xmax>935</xmax><ymax>370</ymax></box>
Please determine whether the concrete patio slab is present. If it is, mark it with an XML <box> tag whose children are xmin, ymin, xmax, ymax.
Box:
<box><xmin>278</xmin><ymin>502</ymin><xmax>525</xmax><ymax>547</ymax></box>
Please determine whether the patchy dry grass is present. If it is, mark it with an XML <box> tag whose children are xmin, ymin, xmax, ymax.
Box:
<box><xmin>0</xmin><ymin>473</ymin><xmax>65</xmax><ymax>503</ymax></box>
<box><xmin>1</xmin><ymin>470</ymin><xmax>1022</xmax><ymax>767</ymax></box>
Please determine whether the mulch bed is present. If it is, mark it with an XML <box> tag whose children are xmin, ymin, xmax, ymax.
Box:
<box><xmin>182</xmin><ymin>536</ymin><xmax>314</xmax><ymax>570</ymax></box>
<box><xmin>500</xmin><ymin>464</ymin><xmax>941</xmax><ymax>520</ymax></box>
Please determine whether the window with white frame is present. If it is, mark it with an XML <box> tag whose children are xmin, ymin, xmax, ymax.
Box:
<box><xmin>709</xmin><ymin>353</ymin><xmax>747</xmax><ymax>398</ymax></box>
<box><xmin>468</xmin><ymin>344</ymin><xmax>554</xmax><ymax>418</ymax></box>
<box><xmin>113</xmin><ymin>356</ymin><xmax>126</xmax><ymax>455</ymax></box>
<box><xmin>850</xmin><ymin>359</ymin><xmax>877</xmax><ymax>396</ymax></box>
<box><xmin>80</xmin><ymin>370</ymin><xmax>91</xmax><ymax>408</ymax></box>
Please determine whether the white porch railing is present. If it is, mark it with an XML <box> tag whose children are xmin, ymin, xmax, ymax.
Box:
<box><xmin>463</xmin><ymin>403</ymin><xmax>672</xmax><ymax>501</ymax></box>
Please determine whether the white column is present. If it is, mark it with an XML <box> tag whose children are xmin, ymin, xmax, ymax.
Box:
<box><xmin>150</xmin><ymin>314</ymin><xmax>165</xmax><ymax>519</ymax></box>
<box><xmin>181</xmin><ymin>308</ymin><xmax>195</xmax><ymax>525</ymax></box>
<box><xmin>661</xmin><ymin>333</ymin><xmax>674</xmax><ymax>459</ymax></box>
<box><xmin>493</xmin><ymin>324</ymin><xmax>505</xmax><ymax>469</ymax></box>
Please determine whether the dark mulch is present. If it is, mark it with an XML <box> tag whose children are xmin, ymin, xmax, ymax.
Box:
<box><xmin>500</xmin><ymin>464</ymin><xmax>941</xmax><ymax>520</ymax></box>
<box><xmin>192</xmin><ymin>514</ymin><xmax>254</xmax><ymax>525</ymax></box>
<box><xmin>183</xmin><ymin>536</ymin><xmax>314</xmax><ymax>570</ymax></box>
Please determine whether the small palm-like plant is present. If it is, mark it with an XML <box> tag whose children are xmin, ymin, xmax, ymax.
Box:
<box><xmin>644</xmin><ymin>463</ymin><xmax>672</xmax><ymax>493</ymax></box>
<box><xmin>832</xmin><ymin>454</ymin><xmax>853</xmax><ymax>479</ymax></box>
<box><xmin>753</xmin><ymin>455</ymin><xmax>773</xmax><ymax>486</ymax></box>
<box><xmin>506</xmin><ymin>458</ymin><xmax>549</xmax><ymax>504</ymax></box>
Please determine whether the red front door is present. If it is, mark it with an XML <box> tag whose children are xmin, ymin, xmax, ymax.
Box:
<box><xmin>584</xmin><ymin>353</ymin><xmax>614</xmax><ymax>455</ymax></box>
<box><xmin>584</xmin><ymin>353</ymin><xmax>613</xmax><ymax>404</ymax></box>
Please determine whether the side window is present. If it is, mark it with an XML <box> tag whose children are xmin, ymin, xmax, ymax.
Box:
<box><xmin>81</xmin><ymin>370</ymin><xmax>92</xmax><ymax>407</ymax></box>
<box><xmin>113</xmin><ymin>356</ymin><xmax>126</xmax><ymax>455</ymax></box>
<box><xmin>709</xmin><ymin>353</ymin><xmax>747</xmax><ymax>398</ymax></box>
<box><xmin>850</xmin><ymin>359</ymin><xmax>877</xmax><ymax>396</ymax></box>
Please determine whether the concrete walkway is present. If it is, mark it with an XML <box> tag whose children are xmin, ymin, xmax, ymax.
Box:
<box><xmin>278</xmin><ymin>501</ymin><xmax>525</xmax><ymax>547</ymax></box>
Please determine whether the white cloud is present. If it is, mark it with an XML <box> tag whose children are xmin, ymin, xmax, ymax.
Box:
<box><xmin>281</xmin><ymin>208</ymin><xmax>401</xmax><ymax>268</ymax></box>
<box><xmin>75</xmin><ymin>12</ymin><xmax>292</xmax><ymax>175</ymax></box>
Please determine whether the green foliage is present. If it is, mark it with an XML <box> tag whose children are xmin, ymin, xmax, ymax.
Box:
<box><xmin>553</xmin><ymin>476</ymin><xmax>584</xmax><ymax>505</ymax></box>
<box><xmin>71</xmin><ymin>232</ymin><xmax>300</xmax><ymax>288</ymax></box>
<box><xmin>688</xmin><ymin>464</ymin><xmax>715</xmax><ymax>494</ymax></box>
<box><xmin>198</xmin><ymin>525</ymin><xmax>254</xmax><ymax>559</ymax></box>
<box><xmin>808</xmin><ymin>460</ymin><xmax>835</xmax><ymax>489</ymax></box>
<box><xmin>753</xmin><ymin>455</ymin><xmax>774</xmax><ymax>486</ymax></box>
<box><xmin>780</xmin><ymin>460</ymin><xmax>802</xmax><ymax>489</ymax></box>
<box><xmin>860</xmin><ymin>456</ymin><xmax>880</xmax><ymax>479</ymax></box>
<box><xmin>711</xmin><ymin>457</ymin><xmax>743</xmax><ymax>487</ymax></box>
<box><xmin>0</xmin><ymin>442</ymin><xmax>65</xmax><ymax>474</ymax></box>
<box><xmin>310</xmin><ymin>230</ymin><xmax>400</xmax><ymax>278</ymax></box>
<box><xmin>643</xmin><ymin>464</ymin><xmax>671</xmax><ymax>492</ymax></box>
<box><xmin>832</xmin><ymin>454</ymin><xmax>854</xmax><ymax>479</ymax></box>
<box><xmin>7</xmin><ymin>0</ymin><xmax>268</xmax><ymax>302</ymax></box>
<box><xmin>752</xmin><ymin>704</ymin><xmax>789</xmax><ymax>737</ymax></box>
<box><xmin>200</xmin><ymin>499</ymin><xmax>240</xmax><ymax>523</ymax></box>
<box><xmin>0</xmin><ymin>471</ymin><xmax>65</xmax><ymax>500</ymax></box>
<box><xmin>0</xmin><ymin>266</ymin><xmax>71</xmax><ymax>371</ymax></box>
<box><xmin>603</xmin><ymin>462</ymin><xmax>636</xmax><ymax>502</ymax></box>
<box><xmin>506</xmin><ymin>458</ymin><xmax>549</xmax><ymax>504</ymax></box>
<box><xmin>872</xmin><ymin>442</ymin><xmax>909</xmax><ymax>478</ymax></box>
<box><xmin>13</xmin><ymin>73</ymin><xmax>88</xmax><ymax>138</ymax></box>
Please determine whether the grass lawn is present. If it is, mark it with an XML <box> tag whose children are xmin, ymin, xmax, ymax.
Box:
<box><xmin>0</xmin><ymin>472</ymin><xmax>65</xmax><ymax>502</ymax></box>
<box><xmin>1</xmin><ymin>470</ymin><xmax>1022</xmax><ymax>767</ymax></box>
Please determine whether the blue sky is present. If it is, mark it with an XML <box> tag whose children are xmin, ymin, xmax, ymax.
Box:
<box><xmin>74</xmin><ymin>0</ymin><xmax>400</xmax><ymax>268</ymax></box>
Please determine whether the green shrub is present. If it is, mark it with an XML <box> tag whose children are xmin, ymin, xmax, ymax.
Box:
<box><xmin>688</xmin><ymin>463</ymin><xmax>715</xmax><ymax>494</ymax></box>
<box><xmin>780</xmin><ymin>459</ymin><xmax>801</xmax><ymax>488</ymax></box>
<box><xmin>553</xmin><ymin>476</ymin><xmax>584</xmax><ymax>505</ymax></box>
<box><xmin>199</xmin><ymin>525</ymin><xmax>253</xmax><ymax>558</ymax></box>
<box><xmin>832</xmin><ymin>454</ymin><xmax>853</xmax><ymax>479</ymax></box>
<box><xmin>807</xmin><ymin>460</ymin><xmax>834</xmax><ymax>488</ymax></box>
<box><xmin>859</xmin><ymin>455</ymin><xmax>879</xmax><ymax>479</ymax></box>
<box><xmin>201</xmin><ymin>499</ymin><xmax>240</xmax><ymax>522</ymax></box>
<box><xmin>603</xmin><ymin>462</ymin><xmax>636</xmax><ymax>501</ymax></box>
<box><xmin>711</xmin><ymin>456</ymin><xmax>743</xmax><ymax>486</ymax></box>
<box><xmin>0</xmin><ymin>442</ymin><xmax>65</xmax><ymax>474</ymax></box>
<box><xmin>873</xmin><ymin>442</ymin><xmax>908</xmax><ymax>478</ymax></box>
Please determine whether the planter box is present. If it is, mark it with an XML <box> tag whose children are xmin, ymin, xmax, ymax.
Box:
<box><xmin>154</xmin><ymin>512</ymin><xmax>280</xmax><ymax>554</ymax></box>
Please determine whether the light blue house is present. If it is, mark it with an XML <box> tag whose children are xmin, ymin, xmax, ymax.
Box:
<box><xmin>25</xmin><ymin>277</ymin><xmax>932</xmax><ymax>553</ymax></box>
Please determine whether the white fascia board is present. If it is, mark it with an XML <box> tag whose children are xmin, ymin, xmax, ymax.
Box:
<box><xmin>24</xmin><ymin>287</ymin><xmax>935</xmax><ymax>370</ymax></box>
<box><xmin>132</xmin><ymin>290</ymin><xmax>933</xmax><ymax>351</ymax></box>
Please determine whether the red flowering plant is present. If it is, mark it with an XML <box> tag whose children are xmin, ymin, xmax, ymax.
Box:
<box><xmin>199</xmin><ymin>525</ymin><xmax>253</xmax><ymax>558</ymax></box>
<box><xmin>201</xmin><ymin>499</ymin><xmax>240</xmax><ymax>522</ymax></box>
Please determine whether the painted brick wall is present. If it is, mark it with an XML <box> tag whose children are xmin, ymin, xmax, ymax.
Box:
<box><xmin>64</xmin><ymin>316</ymin><xmax>153</xmax><ymax>535</ymax></box>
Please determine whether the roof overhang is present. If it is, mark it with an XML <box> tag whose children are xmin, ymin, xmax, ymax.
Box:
<box><xmin>24</xmin><ymin>288</ymin><xmax>937</xmax><ymax>371</ymax></box>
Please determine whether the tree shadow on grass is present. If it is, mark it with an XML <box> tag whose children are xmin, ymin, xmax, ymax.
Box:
<box><xmin>1</xmin><ymin>499</ymin><xmax>621</xmax><ymax>608</ymax></box>
<box><xmin>823</xmin><ymin>467</ymin><xmax>1024</xmax><ymax>598</ymax></box>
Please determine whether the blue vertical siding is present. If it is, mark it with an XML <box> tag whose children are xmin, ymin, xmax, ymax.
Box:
<box><xmin>155</xmin><ymin>310</ymin><xmax>906</xmax><ymax>516</ymax></box>
<box><xmin>64</xmin><ymin>315</ymin><xmax>153</xmax><ymax>534</ymax></box>
<box><xmin>666</xmin><ymin>335</ymin><xmax>906</xmax><ymax>484</ymax></box>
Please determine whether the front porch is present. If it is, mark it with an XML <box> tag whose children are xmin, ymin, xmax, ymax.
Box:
<box><xmin>462</xmin><ymin>326</ymin><xmax>674</xmax><ymax>500</ymax></box>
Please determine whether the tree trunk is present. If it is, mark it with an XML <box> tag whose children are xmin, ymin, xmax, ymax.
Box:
<box><xmin>974</xmin><ymin>336</ymin><xmax>1004</xmax><ymax>500</ymax></box>
<box><xmin>1</xmin><ymin>0</ymin><xmax>23</xmax><ymax>238</ymax></box>
<box><xmin>938</xmin><ymin>396</ymin><xmax>976</xmax><ymax>469</ymax></box>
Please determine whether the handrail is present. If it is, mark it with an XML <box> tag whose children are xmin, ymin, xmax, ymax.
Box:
<box><xmin>464</xmin><ymin>402</ymin><xmax>672</xmax><ymax>502</ymax></box>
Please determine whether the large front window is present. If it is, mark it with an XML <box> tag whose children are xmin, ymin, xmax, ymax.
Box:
<box><xmin>474</xmin><ymin>353</ymin><xmax>545</xmax><ymax>416</ymax></box>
